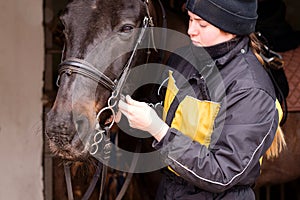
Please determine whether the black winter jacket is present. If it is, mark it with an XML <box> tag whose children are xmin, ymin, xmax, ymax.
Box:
<box><xmin>153</xmin><ymin>36</ymin><xmax>279</xmax><ymax>199</ymax></box>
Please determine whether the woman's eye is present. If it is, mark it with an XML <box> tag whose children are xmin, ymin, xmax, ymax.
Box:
<box><xmin>197</xmin><ymin>20</ymin><xmax>209</xmax><ymax>28</ymax></box>
<box><xmin>120</xmin><ymin>25</ymin><xmax>134</xmax><ymax>33</ymax></box>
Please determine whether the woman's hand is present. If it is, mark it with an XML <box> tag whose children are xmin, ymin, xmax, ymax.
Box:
<box><xmin>118</xmin><ymin>95</ymin><xmax>169</xmax><ymax>141</ymax></box>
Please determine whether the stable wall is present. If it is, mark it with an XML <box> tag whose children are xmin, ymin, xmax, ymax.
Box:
<box><xmin>0</xmin><ymin>0</ymin><xmax>44</xmax><ymax>199</ymax></box>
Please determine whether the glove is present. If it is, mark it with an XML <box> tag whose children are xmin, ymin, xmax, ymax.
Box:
<box><xmin>118</xmin><ymin>95</ymin><xmax>169</xmax><ymax>141</ymax></box>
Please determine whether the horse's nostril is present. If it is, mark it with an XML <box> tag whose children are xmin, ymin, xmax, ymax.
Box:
<box><xmin>45</xmin><ymin>126</ymin><xmax>55</xmax><ymax>138</ymax></box>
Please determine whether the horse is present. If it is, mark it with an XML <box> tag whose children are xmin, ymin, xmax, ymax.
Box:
<box><xmin>45</xmin><ymin>0</ymin><xmax>187</xmax><ymax>199</ymax></box>
<box><xmin>45</xmin><ymin>0</ymin><xmax>300</xmax><ymax>199</ymax></box>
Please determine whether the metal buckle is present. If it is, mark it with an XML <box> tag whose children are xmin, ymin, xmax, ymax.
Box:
<box><xmin>261</xmin><ymin>45</ymin><xmax>284</xmax><ymax>70</ymax></box>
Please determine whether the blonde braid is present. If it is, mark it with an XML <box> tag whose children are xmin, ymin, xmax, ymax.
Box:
<box><xmin>249</xmin><ymin>33</ymin><xmax>264</xmax><ymax>65</ymax></box>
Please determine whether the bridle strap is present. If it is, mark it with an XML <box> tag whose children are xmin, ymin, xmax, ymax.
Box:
<box><xmin>98</xmin><ymin>126</ymin><xmax>111</xmax><ymax>200</ymax></box>
<box><xmin>58</xmin><ymin>58</ymin><xmax>116</xmax><ymax>91</ymax></box>
<box><xmin>115</xmin><ymin>140</ymin><xmax>142</xmax><ymax>200</ymax></box>
<box><xmin>64</xmin><ymin>164</ymin><xmax>74</xmax><ymax>200</ymax></box>
<box><xmin>64</xmin><ymin>161</ymin><xmax>103</xmax><ymax>200</ymax></box>
<box><xmin>82</xmin><ymin>162</ymin><xmax>103</xmax><ymax>200</ymax></box>
<box><xmin>113</xmin><ymin>16</ymin><xmax>151</xmax><ymax>97</ymax></box>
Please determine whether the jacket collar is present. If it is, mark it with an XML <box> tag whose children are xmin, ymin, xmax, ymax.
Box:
<box><xmin>214</xmin><ymin>36</ymin><xmax>250</xmax><ymax>68</ymax></box>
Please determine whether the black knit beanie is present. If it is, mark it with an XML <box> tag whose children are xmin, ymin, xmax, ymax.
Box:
<box><xmin>186</xmin><ymin>0</ymin><xmax>258</xmax><ymax>35</ymax></box>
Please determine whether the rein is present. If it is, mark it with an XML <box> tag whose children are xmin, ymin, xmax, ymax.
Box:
<box><xmin>56</xmin><ymin>0</ymin><xmax>165</xmax><ymax>199</ymax></box>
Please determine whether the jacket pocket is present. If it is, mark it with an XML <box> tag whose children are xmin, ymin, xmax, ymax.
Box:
<box><xmin>171</xmin><ymin>96</ymin><xmax>220</xmax><ymax>147</ymax></box>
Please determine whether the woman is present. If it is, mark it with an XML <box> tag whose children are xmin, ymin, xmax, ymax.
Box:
<box><xmin>118</xmin><ymin>0</ymin><xmax>285</xmax><ymax>199</ymax></box>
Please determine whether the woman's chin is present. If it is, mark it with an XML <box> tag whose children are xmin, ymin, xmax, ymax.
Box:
<box><xmin>191</xmin><ymin>41</ymin><xmax>203</xmax><ymax>47</ymax></box>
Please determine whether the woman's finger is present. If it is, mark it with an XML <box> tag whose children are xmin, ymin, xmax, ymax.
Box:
<box><xmin>125</xmin><ymin>95</ymin><xmax>146</xmax><ymax>107</ymax></box>
<box><xmin>115</xmin><ymin>110</ymin><xmax>122</xmax><ymax>123</ymax></box>
<box><xmin>118</xmin><ymin>100</ymin><xmax>131</xmax><ymax>117</ymax></box>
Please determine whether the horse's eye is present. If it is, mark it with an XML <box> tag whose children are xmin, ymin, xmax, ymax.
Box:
<box><xmin>119</xmin><ymin>25</ymin><xmax>134</xmax><ymax>33</ymax></box>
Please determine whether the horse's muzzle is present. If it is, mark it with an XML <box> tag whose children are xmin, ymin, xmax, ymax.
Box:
<box><xmin>45</xmin><ymin>110</ymin><xmax>91</xmax><ymax>160</ymax></box>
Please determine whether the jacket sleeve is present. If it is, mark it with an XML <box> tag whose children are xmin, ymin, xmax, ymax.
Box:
<box><xmin>153</xmin><ymin>87</ymin><xmax>279</xmax><ymax>193</ymax></box>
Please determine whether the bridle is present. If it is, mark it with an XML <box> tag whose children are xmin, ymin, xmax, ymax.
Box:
<box><xmin>56</xmin><ymin>0</ymin><xmax>166</xmax><ymax>199</ymax></box>
<box><xmin>58</xmin><ymin>14</ymin><xmax>152</xmax><ymax>96</ymax></box>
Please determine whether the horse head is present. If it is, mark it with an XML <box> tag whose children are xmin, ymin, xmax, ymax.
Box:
<box><xmin>45</xmin><ymin>0</ymin><xmax>161</xmax><ymax>160</ymax></box>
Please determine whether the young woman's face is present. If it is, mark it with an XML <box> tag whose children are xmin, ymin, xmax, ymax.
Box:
<box><xmin>187</xmin><ymin>11</ymin><xmax>235</xmax><ymax>47</ymax></box>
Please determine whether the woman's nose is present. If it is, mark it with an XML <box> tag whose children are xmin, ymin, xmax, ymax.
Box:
<box><xmin>187</xmin><ymin>21</ymin><xmax>198</xmax><ymax>37</ymax></box>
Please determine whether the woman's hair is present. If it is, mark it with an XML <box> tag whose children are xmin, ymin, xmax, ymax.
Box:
<box><xmin>249</xmin><ymin>33</ymin><xmax>264</xmax><ymax>65</ymax></box>
<box><xmin>248</xmin><ymin>33</ymin><xmax>287</xmax><ymax>159</ymax></box>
